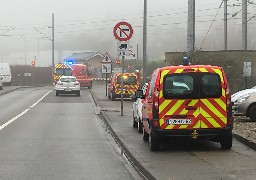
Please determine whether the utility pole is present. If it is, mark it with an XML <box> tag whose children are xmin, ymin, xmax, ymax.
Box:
<box><xmin>52</xmin><ymin>13</ymin><xmax>55</xmax><ymax>80</ymax></box>
<box><xmin>187</xmin><ymin>0</ymin><xmax>195</xmax><ymax>53</ymax></box>
<box><xmin>224</xmin><ymin>0</ymin><xmax>228</xmax><ymax>50</ymax></box>
<box><xmin>25</xmin><ymin>39</ymin><xmax>27</xmax><ymax>65</ymax></box>
<box><xmin>143</xmin><ymin>0</ymin><xmax>147</xmax><ymax>84</ymax></box>
<box><xmin>242</xmin><ymin>0</ymin><xmax>247</xmax><ymax>50</ymax></box>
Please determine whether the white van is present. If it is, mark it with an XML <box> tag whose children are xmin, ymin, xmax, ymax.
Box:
<box><xmin>0</xmin><ymin>63</ymin><xmax>12</xmax><ymax>86</ymax></box>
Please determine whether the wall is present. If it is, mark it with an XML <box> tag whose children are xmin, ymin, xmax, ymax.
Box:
<box><xmin>165</xmin><ymin>50</ymin><xmax>256</xmax><ymax>93</ymax></box>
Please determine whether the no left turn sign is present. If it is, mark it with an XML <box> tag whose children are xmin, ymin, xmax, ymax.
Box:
<box><xmin>113</xmin><ymin>21</ymin><xmax>133</xmax><ymax>41</ymax></box>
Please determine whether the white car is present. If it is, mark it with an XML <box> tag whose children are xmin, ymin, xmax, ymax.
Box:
<box><xmin>55</xmin><ymin>76</ymin><xmax>80</xmax><ymax>96</ymax></box>
<box><xmin>132</xmin><ymin>83</ymin><xmax>148</xmax><ymax>133</ymax></box>
<box><xmin>231</xmin><ymin>86</ymin><xmax>256</xmax><ymax>103</ymax></box>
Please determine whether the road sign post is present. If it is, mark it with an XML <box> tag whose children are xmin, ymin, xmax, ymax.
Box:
<box><xmin>113</xmin><ymin>22</ymin><xmax>133</xmax><ymax>116</ymax></box>
<box><xmin>101</xmin><ymin>52</ymin><xmax>112</xmax><ymax>96</ymax></box>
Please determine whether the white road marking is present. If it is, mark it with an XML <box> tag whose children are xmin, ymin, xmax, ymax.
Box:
<box><xmin>0</xmin><ymin>90</ymin><xmax>52</xmax><ymax>131</ymax></box>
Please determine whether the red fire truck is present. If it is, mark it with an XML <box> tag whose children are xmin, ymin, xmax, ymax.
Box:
<box><xmin>71</xmin><ymin>64</ymin><xmax>92</xmax><ymax>89</ymax></box>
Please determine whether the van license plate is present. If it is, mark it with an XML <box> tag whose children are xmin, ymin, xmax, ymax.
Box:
<box><xmin>166</xmin><ymin>119</ymin><xmax>192</xmax><ymax>125</ymax></box>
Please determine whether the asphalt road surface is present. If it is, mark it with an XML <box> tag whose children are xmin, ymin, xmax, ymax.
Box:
<box><xmin>92</xmin><ymin>84</ymin><xmax>256</xmax><ymax>180</ymax></box>
<box><xmin>0</xmin><ymin>87</ymin><xmax>140</xmax><ymax>180</ymax></box>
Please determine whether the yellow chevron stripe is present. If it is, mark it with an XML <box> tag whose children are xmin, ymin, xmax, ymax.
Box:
<box><xmin>214</xmin><ymin>98</ymin><xmax>226</xmax><ymax>111</ymax></box>
<box><xmin>213</xmin><ymin>68</ymin><xmax>224</xmax><ymax>83</ymax></box>
<box><xmin>159</xmin><ymin>99</ymin><xmax>171</xmax><ymax>112</ymax></box>
<box><xmin>174</xmin><ymin>69</ymin><xmax>184</xmax><ymax>73</ymax></box>
<box><xmin>199</xmin><ymin>68</ymin><xmax>208</xmax><ymax>72</ymax></box>
<box><xmin>159</xmin><ymin>118</ymin><xmax>164</xmax><ymax>126</ymax></box>
<box><xmin>166</xmin><ymin>100</ymin><xmax>185</xmax><ymax>115</ymax></box>
<box><xmin>160</xmin><ymin>70</ymin><xmax>170</xmax><ymax>84</ymax></box>
<box><xmin>200</xmin><ymin>108</ymin><xmax>221</xmax><ymax>128</ymax></box>
<box><xmin>165</xmin><ymin>124</ymin><xmax>176</xmax><ymax>130</ymax></box>
<box><xmin>201</xmin><ymin>99</ymin><xmax>224</xmax><ymax>117</ymax></box>
<box><xmin>179</xmin><ymin>125</ymin><xmax>189</xmax><ymax>129</ymax></box>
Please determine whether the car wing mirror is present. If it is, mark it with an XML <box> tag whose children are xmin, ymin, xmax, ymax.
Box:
<box><xmin>135</xmin><ymin>90</ymin><xmax>144</xmax><ymax>99</ymax></box>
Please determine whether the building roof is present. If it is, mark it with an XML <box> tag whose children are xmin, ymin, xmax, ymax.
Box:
<box><xmin>64</xmin><ymin>51</ymin><xmax>103</xmax><ymax>62</ymax></box>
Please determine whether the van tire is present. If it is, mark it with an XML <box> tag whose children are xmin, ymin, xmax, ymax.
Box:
<box><xmin>111</xmin><ymin>92</ymin><xmax>116</xmax><ymax>101</ymax></box>
<box><xmin>220</xmin><ymin>133</ymin><xmax>232</xmax><ymax>150</ymax></box>
<box><xmin>248</xmin><ymin>105</ymin><xmax>256</xmax><ymax>121</ymax></box>
<box><xmin>108</xmin><ymin>94</ymin><xmax>111</xmax><ymax>99</ymax></box>
<box><xmin>138</xmin><ymin>118</ymin><xmax>143</xmax><ymax>133</ymax></box>
<box><xmin>133</xmin><ymin>114</ymin><xmax>138</xmax><ymax>128</ymax></box>
<box><xmin>143</xmin><ymin>128</ymin><xmax>149</xmax><ymax>142</ymax></box>
<box><xmin>149</xmin><ymin>132</ymin><xmax>160</xmax><ymax>151</ymax></box>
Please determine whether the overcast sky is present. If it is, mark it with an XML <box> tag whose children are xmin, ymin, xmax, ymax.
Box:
<box><xmin>0</xmin><ymin>0</ymin><xmax>256</xmax><ymax>66</ymax></box>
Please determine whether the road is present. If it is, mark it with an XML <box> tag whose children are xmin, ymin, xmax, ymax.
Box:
<box><xmin>0</xmin><ymin>87</ymin><xmax>140</xmax><ymax>180</ymax></box>
<box><xmin>92</xmin><ymin>84</ymin><xmax>256</xmax><ymax>180</ymax></box>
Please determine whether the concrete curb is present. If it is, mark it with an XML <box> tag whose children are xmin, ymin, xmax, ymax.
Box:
<box><xmin>89</xmin><ymin>90</ymin><xmax>156</xmax><ymax>180</ymax></box>
<box><xmin>233</xmin><ymin>132</ymin><xmax>256</xmax><ymax>151</ymax></box>
<box><xmin>0</xmin><ymin>87</ymin><xmax>22</xmax><ymax>96</ymax></box>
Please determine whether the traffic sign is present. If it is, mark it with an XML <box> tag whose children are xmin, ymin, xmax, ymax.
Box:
<box><xmin>101</xmin><ymin>64</ymin><xmax>112</xmax><ymax>74</ymax></box>
<box><xmin>101</xmin><ymin>53</ymin><xmax>112</xmax><ymax>63</ymax></box>
<box><xmin>113</xmin><ymin>22</ymin><xmax>133</xmax><ymax>41</ymax></box>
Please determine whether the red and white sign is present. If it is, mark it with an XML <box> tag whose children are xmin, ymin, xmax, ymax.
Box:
<box><xmin>113</xmin><ymin>21</ymin><xmax>133</xmax><ymax>41</ymax></box>
<box><xmin>101</xmin><ymin>52</ymin><xmax>112</xmax><ymax>63</ymax></box>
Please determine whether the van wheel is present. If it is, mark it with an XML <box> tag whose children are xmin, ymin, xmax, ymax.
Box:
<box><xmin>56</xmin><ymin>91</ymin><xmax>60</xmax><ymax>96</ymax></box>
<box><xmin>108</xmin><ymin>93</ymin><xmax>111</xmax><ymax>99</ymax></box>
<box><xmin>133</xmin><ymin>114</ymin><xmax>138</xmax><ymax>128</ymax></box>
<box><xmin>143</xmin><ymin>128</ymin><xmax>149</xmax><ymax>142</ymax></box>
<box><xmin>220</xmin><ymin>133</ymin><xmax>232</xmax><ymax>150</ymax></box>
<box><xmin>138</xmin><ymin>118</ymin><xmax>143</xmax><ymax>133</ymax></box>
<box><xmin>249</xmin><ymin>105</ymin><xmax>256</xmax><ymax>121</ymax></box>
<box><xmin>111</xmin><ymin>92</ymin><xmax>115</xmax><ymax>101</ymax></box>
<box><xmin>149</xmin><ymin>132</ymin><xmax>160</xmax><ymax>151</ymax></box>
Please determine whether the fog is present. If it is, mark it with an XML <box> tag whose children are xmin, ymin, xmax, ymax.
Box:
<box><xmin>0</xmin><ymin>0</ymin><xmax>256</xmax><ymax>66</ymax></box>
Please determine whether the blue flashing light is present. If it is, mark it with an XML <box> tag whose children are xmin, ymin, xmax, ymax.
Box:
<box><xmin>182</xmin><ymin>57</ymin><xmax>190</xmax><ymax>66</ymax></box>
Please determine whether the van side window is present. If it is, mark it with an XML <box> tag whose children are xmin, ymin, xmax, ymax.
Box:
<box><xmin>201</xmin><ymin>74</ymin><xmax>221</xmax><ymax>98</ymax></box>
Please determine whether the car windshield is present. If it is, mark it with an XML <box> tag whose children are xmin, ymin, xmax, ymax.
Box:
<box><xmin>60</xmin><ymin>78</ymin><xmax>76</xmax><ymax>82</ymax></box>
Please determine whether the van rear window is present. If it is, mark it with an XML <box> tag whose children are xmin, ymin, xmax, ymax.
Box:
<box><xmin>163</xmin><ymin>73</ymin><xmax>222</xmax><ymax>99</ymax></box>
<box><xmin>117</xmin><ymin>75</ymin><xmax>136</xmax><ymax>85</ymax></box>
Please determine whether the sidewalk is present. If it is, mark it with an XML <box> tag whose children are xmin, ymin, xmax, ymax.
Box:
<box><xmin>0</xmin><ymin>86</ymin><xmax>21</xmax><ymax>96</ymax></box>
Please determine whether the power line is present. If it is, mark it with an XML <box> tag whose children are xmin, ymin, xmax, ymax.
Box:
<box><xmin>199</xmin><ymin>0</ymin><xmax>224</xmax><ymax>50</ymax></box>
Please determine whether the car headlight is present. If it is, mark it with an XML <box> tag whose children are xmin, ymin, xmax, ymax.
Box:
<box><xmin>236</xmin><ymin>95</ymin><xmax>250</xmax><ymax>103</ymax></box>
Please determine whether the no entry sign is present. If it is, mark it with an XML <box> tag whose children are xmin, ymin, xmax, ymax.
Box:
<box><xmin>113</xmin><ymin>21</ymin><xmax>133</xmax><ymax>41</ymax></box>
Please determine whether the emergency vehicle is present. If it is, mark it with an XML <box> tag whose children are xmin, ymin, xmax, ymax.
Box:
<box><xmin>138</xmin><ymin>64</ymin><xmax>233</xmax><ymax>151</ymax></box>
<box><xmin>53</xmin><ymin>63</ymin><xmax>72</xmax><ymax>84</ymax></box>
<box><xmin>71</xmin><ymin>64</ymin><xmax>92</xmax><ymax>89</ymax></box>
<box><xmin>108</xmin><ymin>72</ymin><xmax>140</xmax><ymax>101</ymax></box>
<box><xmin>54</xmin><ymin>63</ymin><xmax>92</xmax><ymax>88</ymax></box>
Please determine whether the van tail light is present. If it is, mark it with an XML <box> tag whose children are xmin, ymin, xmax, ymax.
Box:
<box><xmin>227</xmin><ymin>117</ymin><xmax>233</xmax><ymax>125</ymax></box>
<box><xmin>153</xmin><ymin>120</ymin><xmax>159</xmax><ymax>128</ymax></box>
<box><xmin>153</xmin><ymin>88</ymin><xmax>160</xmax><ymax>109</ymax></box>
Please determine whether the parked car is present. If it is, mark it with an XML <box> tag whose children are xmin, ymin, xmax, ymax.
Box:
<box><xmin>233</xmin><ymin>92</ymin><xmax>256</xmax><ymax>121</ymax></box>
<box><xmin>0</xmin><ymin>77</ymin><xmax>3</xmax><ymax>90</ymax></box>
<box><xmin>231</xmin><ymin>86</ymin><xmax>256</xmax><ymax>103</ymax></box>
<box><xmin>55</xmin><ymin>76</ymin><xmax>80</xmax><ymax>96</ymax></box>
<box><xmin>132</xmin><ymin>83</ymin><xmax>148</xmax><ymax>133</ymax></box>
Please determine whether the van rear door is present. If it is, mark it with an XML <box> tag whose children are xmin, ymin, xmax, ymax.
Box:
<box><xmin>159</xmin><ymin>66</ymin><xmax>227</xmax><ymax>130</ymax></box>
<box><xmin>198</xmin><ymin>67</ymin><xmax>227</xmax><ymax>129</ymax></box>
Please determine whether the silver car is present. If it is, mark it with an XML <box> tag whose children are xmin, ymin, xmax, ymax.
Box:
<box><xmin>233</xmin><ymin>92</ymin><xmax>256</xmax><ymax>121</ymax></box>
<box><xmin>0</xmin><ymin>77</ymin><xmax>3</xmax><ymax>90</ymax></box>
<box><xmin>55</xmin><ymin>76</ymin><xmax>80</xmax><ymax>96</ymax></box>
